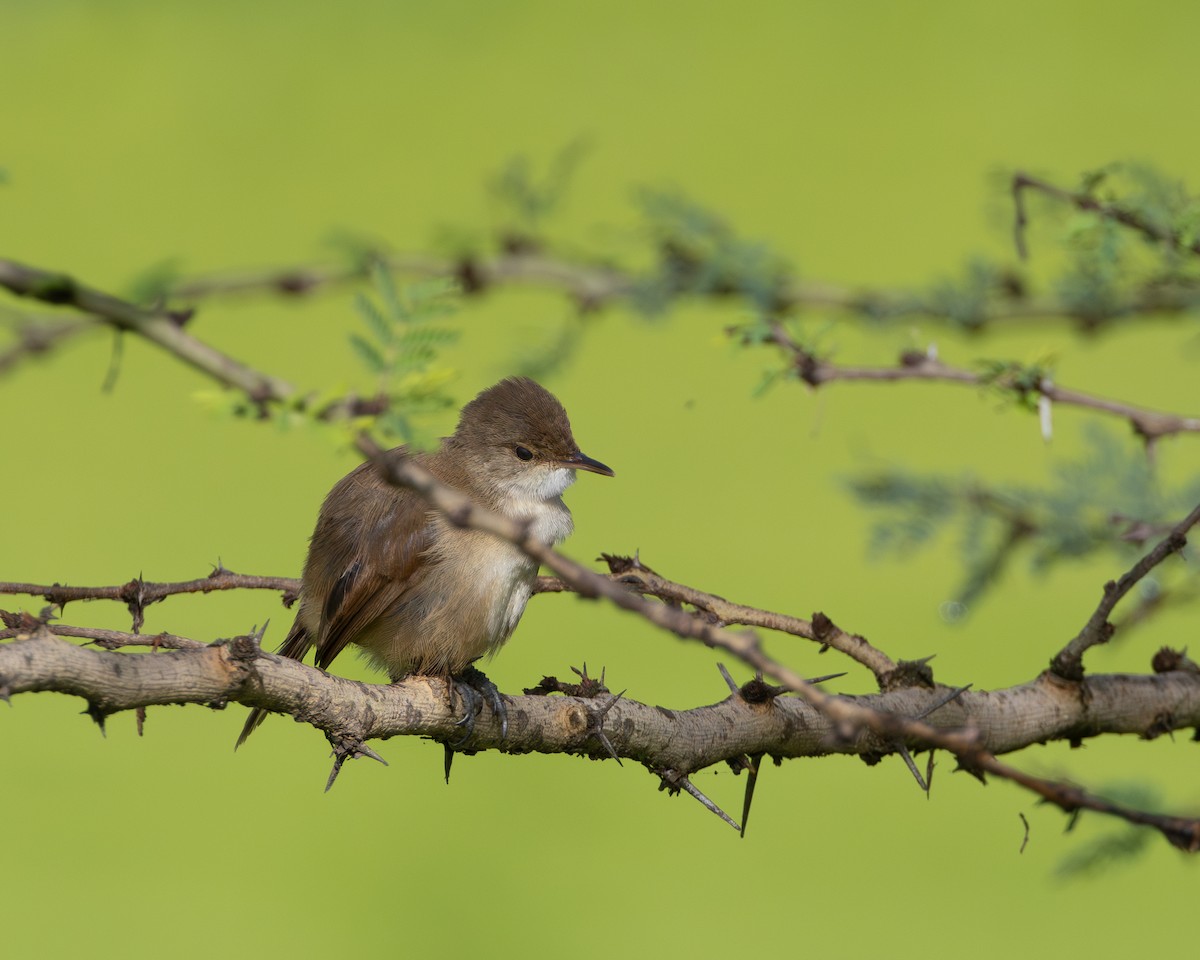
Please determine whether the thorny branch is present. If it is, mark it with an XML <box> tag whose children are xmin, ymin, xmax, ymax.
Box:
<box><xmin>759</xmin><ymin>325</ymin><xmax>1200</xmax><ymax>444</ymax></box>
<box><xmin>0</xmin><ymin>567</ymin><xmax>300</xmax><ymax>631</ymax></box>
<box><xmin>2</xmin><ymin>622</ymin><xmax>1199</xmax><ymax>834</ymax></box>
<box><xmin>537</xmin><ymin>554</ymin><xmax>897</xmax><ymax>684</ymax></box>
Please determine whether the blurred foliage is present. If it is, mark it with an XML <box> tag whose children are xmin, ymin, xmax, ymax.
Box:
<box><xmin>124</xmin><ymin>258</ymin><xmax>185</xmax><ymax>306</ymax></box>
<box><xmin>1055</xmin><ymin>781</ymin><xmax>1164</xmax><ymax>877</ymax></box>
<box><xmin>488</xmin><ymin>138</ymin><xmax>590</xmax><ymax>247</ymax></box>
<box><xmin>348</xmin><ymin>265</ymin><xmax>460</xmax><ymax>446</ymax></box>
<box><xmin>632</xmin><ymin>187</ymin><xmax>792</xmax><ymax>316</ymax></box>
<box><xmin>849</xmin><ymin>427</ymin><xmax>1200</xmax><ymax>611</ymax></box>
<box><xmin>975</xmin><ymin>356</ymin><xmax>1057</xmax><ymax>412</ymax></box>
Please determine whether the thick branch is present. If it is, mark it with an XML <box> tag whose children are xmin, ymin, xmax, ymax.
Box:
<box><xmin>3</xmin><ymin>625</ymin><xmax>1199</xmax><ymax>776</ymax></box>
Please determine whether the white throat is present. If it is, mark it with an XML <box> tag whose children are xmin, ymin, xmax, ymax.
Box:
<box><xmin>498</xmin><ymin>466</ymin><xmax>576</xmax><ymax>544</ymax></box>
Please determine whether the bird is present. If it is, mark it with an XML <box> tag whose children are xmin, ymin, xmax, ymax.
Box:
<box><xmin>236</xmin><ymin>376</ymin><xmax>613</xmax><ymax>756</ymax></box>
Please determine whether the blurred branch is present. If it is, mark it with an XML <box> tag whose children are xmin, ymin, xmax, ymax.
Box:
<box><xmin>0</xmin><ymin>315</ymin><xmax>91</xmax><ymax>375</ymax></box>
<box><xmin>1013</xmin><ymin>170</ymin><xmax>1200</xmax><ymax>261</ymax></box>
<box><xmin>3</xmin><ymin>623</ymin><xmax>1200</xmax><ymax>850</ymax></box>
<box><xmin>0</xmin><ymin>258</ymin><xmax>295</xmax><ymax>408</ymax></box>
<box><xmin>0</xmin><ymin>258</ymin><xmax>419</xmax><ymax>424</ymax></box>
<box><xmin>169</xmin><ymin>249</ymin><xmax>1199</xmax><ymax>330</ymax></box>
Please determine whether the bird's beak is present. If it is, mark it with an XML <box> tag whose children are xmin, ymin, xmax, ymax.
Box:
<box><xmin>561</xmin><ymin>450</ymin><xmax>615</xmax><ymax>477</ymax></box>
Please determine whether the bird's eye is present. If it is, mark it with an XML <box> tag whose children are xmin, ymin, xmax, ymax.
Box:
<box><xmin>514</xmin><ymin>446</ymin><xmax>534</xmax><ymax>461</ymax></box>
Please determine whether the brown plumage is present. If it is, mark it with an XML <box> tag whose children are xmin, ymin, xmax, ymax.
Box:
<box><xmin>237</xmin><ymin>377</ymin><xmax>612</xmax><ymax>746</ymax></box>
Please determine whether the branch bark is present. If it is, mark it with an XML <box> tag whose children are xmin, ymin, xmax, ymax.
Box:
<box><xmin>4</xmin><ymin>625</ymin><xmax>1198</xmax><ymax>777</ymax></box>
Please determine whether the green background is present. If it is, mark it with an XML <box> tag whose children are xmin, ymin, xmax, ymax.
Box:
<box><xmin>3</xmin><ymin>1</ymin><xmax>1198</xmax><ymax>956</ymax></box>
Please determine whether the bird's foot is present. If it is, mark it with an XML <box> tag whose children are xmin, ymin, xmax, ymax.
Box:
<box><xmin>449</xmin><ymin>666</ymin><xmax>509</xmax><ymax>745</ymax></box>
<box><xmin>444</xmin><ymin>667</ymin><xmax>509</xmax><ymax>784</ymax></box>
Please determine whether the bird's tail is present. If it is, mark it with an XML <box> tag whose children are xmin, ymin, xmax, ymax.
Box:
<box><xmin>235</xmin><ymin>620</ymin><xmax>312</xmax><ymax>749</ymax></box>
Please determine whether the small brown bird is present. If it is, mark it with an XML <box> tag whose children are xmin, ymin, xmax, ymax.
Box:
<box><xmin>237</xmin><ymin>377</ymin><xmax>613</xmax><ymax>749</ymax></box>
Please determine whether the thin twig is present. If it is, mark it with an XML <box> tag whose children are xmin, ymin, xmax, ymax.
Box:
<box><xmin>0</xmin><ymin>624</ymin><xmax>204</xmax><ymax>650</ymax></box>
<box><xmin>536</xmin><ymin>553</ymin><xmax>896</xmax><ymax>684</ymax></box>
<box><xmin>0</xmin><ymin>315</ymin><xmax>92</xmax><ymax>375</ymax></box>
<box><xmin>763</xmin><ymin>329</ymin><xmax>1200</xmax><ymax>442</ymax></box>
<box><xmin>0</xmin><ymin>569</ymin><xmax>300</xmax><ymax>610</ymax></box>
<box><xmin>1051</xmin><ymin>500</ymin><xmax>1200</xmax><ymax>680</ymax></box>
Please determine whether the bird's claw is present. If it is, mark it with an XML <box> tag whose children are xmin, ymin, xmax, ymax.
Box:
<box><xmin>449</xmin><ymin>666</ymin><xmax>508</xmax><ymax>747</ymax></box>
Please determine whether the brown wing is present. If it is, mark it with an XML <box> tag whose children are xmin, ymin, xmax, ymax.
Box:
<box><xmin>303</xmin><ymin>458</ymin><xmax>436</xmax><ymax>670</ymax></box>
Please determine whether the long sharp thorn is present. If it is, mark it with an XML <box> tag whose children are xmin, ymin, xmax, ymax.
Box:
<box><xmin>595</xmin><ymin>730</ymin><xmax>622</xmax><ymax>765</ymax></box>
<box><xmin>355</xmin><ymin>742</ymin><xmax>388</xmax><ymax>766</ymax></box>
<box><xmin>597</xmin><ymin>689</ymin><xmax>625</xmax><ymax>718</ymax></box>
<box><xmin>741</xmin><ymin>753</ymin><xmax>763</xmax><ymax>839</ymax></box>
<box><xmin>914</xmin><ymin>683</ymin><xmax>973</xmax><ymax>721</ymax></box>
<box><xmin>897</xmin><ymin>743</ymin><xmax>928</xmax><ymax>791</ymax></box>
<box><xmin>716</xmin><ymin>662</ymin><xmax>740</xmax><ymax>695</ymax></box>
<box><xmin>444</xmin><ymin>744</ymin><xmax>454</xmax><ymax>785</ymax></box>
<box><xmin>808</xmin><ymin>671</ymin><xmax>847</xmax><ymax>685</ymax></box>
<box><xmin>325</xmin><ymin>755</ymin><xmax>346</xmax><ymax>793</ymax></box>
<box><xmin>925</xmin><ymin>751</ymin><xmax>936</xmax><ymax>797</ymax></box>
<box><xmin>679</xmin><ymin>776</ymin><xmax>742</xmax><ymax>833</ymax></box>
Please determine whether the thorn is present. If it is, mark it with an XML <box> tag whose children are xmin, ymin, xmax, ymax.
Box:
<box><xmin>325</xmin><ymin>754</ymin><xmax>347</xmax><ymax>793</ymax></box>
<box><xmin>666</xmin><ymin>771</ymin><xmax>741</xmax><ymax>833</ymax></box>
<box><xmin>122</xmin><ymin>573</ymin><xmax>148</xmax><ymax>633</ymax></box>
<box><xmin>1019</xmin><ymin>812</ymin><xmax>1031</xmax><ymax>853</ymax></box>
<box><xmin>355</xmin><ymin>742</ymin><xmax>388</xmax><ymax>766</ymax></box>
<box><xmin>740</xmin><ymin>753</ymin><xmax>763</xmax><ymax>838</ymax></box>
<box><xmin>325</xmin><ymin>737</ymin><xmax>387</xmax><ymax>792</ymax></box>
<box><xmin>83</xmin><ymin>702</ymin><xmax>107</xmax><ymax>737</ymax></box>
<box><xmin>585</xmin><ymin>691</ymin><xmax>625</xmax><ymax>764</ymax></box>
<box><xmin>925</xmin><ymin>751</ymin><xmax>936</xmax><ymax>797</ymax></box>
<box><xmin>896</xmin><ymin>744</ymin><xmax>928</xmax><ymax>791</ymax></box>
<box><xmin>716</xmin><ymin>662</ymin><xmax>740</xmax><ymax>695</ymax></box>
<box><xmin>444</xmin><ymin>744</ymin><xmax>454</xmax><ymax>785</ymax></box>
<box><xmin>913</xmin><ymin>684</ymin><xmax>972</xmax><ymax>721</ymax></box>
<box><xmin>808</xmin><ymin>671</ymin><xmax>848</xmax><ymax>685</ymax></box>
